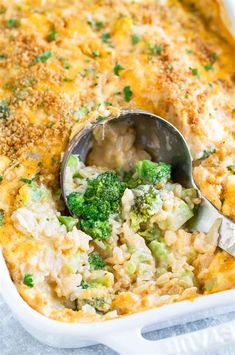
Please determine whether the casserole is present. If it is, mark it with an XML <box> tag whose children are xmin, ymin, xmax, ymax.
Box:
<box><xmin>0</xmin><ymin>0</ymin><xmax>235</xmax><ymax>352</ymax></box>
<box><xmin>1</xmin><ymin>251</ymin><xmax>235</xmax><ymax>352</ymax></box>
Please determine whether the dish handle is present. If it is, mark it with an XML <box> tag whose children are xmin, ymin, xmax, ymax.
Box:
<box><xmin>99</xmin><ymin>319</ymin><xmax>235</xmax><ymax>354</ymax></box>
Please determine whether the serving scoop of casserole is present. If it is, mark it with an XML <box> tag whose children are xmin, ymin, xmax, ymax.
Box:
<box><xmin>0</xmin><ymin>0</ymin><xmax>235</xmax><ymax>351</ymax></box>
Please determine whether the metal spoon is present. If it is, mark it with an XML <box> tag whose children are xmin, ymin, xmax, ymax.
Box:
<box><xmin>61</xmin><ymin>109</ymin><xmax>235</xmax><ymax>257</ymax></box>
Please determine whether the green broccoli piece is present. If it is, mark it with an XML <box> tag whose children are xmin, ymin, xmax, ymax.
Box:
<box><xmin>68</xmin><ymin>155</ymin><xmax>80</xmax><ymax>177</ymax></box>
<box><xmin>67</xmin><ymin>155</ymin><xmax>84</xmax><ymax>178</ymax></box>
<box><xmin>23</xmin><ymin>273</ymin><xmax>34</xmax><ymax>288</ymax></box>
<box><xmin>139</xmin><ymin>223</ymin><xmax>162</xmax><ymax>242</ymax></box>
<box><xmin>58</xmin><ymin>215</ymin><xmax>78</xmax><ymax>231</ymax></box>
<box><xmin>0</xmin><ymin>100</ymin><xmax>10</xmax><ymax>120</ymax></box>
<box><xmin>84</xmin><ymin>171</ymin><xmax>126</xmax><ymax>213</ymax></box>
<box><xmin>80</xmin><ymin>280</ymin><xmax>95</xmax><ymax>289</ymax></box>
<box><xmin>130</xmin><ymin>186</ymin><xmax>162</xmax><ymax>232</ymax></box>
<box><xmin>67</xmin><ymin>171</ymin><xmax>125</xmax><ymax>240</ymax></box>
<box><xmin>89</xmin><ymin>253</ymin><xmax>106</xmax><ymax>270</ymax></box>
<box><xmin>91</xmin><ymin>297</ymin><xmax>111</xmax><ymax>312</ymax></box>
<box><xmin>124</xmin><ymin>160</ymin><xmax>171</xmax><ymax>188</ymax></box>
<box><xmin>81</xmin><ymin>200</ymin><xmax>111</xmax><ymax>221</ymax></box>
<box><xmin>158</xmin><ymin>198</ymin><xmax>193</xmax><ymax>231</ymax></box>
<box><xmin>77</xmin><ymin>296</ymin><xmax>112</xmax><ymax>313</ymax></box>
<box><xmin>67</xmin><ymin>192</ymin><xmax>84</xmax><ymax>216</ymax></box>
<box><xmin>80</xmin><ymin>219</ymin><xmax>112</xmax><ymax>240</ymax></box>
<box><xmin>0</xmin><ymin>210</ymin><xmax>4</xmax><ymax>227</ymax></box>
<box><xmin>149</xmin><ymin>240</ymin><xmax>169</xmax><ymax>267</ymax></box>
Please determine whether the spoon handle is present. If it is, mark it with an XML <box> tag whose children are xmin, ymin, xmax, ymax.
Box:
<box><xmin>192</xmin><ymin>198</ymin><xmax>235</xmax><ymax>257</ymax></box>
<box><xmin>218</xmin><ymin>217</ymin><xmax>235</xmax><ymax>256</ymax></box>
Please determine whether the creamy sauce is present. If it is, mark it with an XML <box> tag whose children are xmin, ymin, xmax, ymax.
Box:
<box><xmin>87</xmin><ymin>123</ymin><xmax>150</xmax><ymax>170</ymax></box>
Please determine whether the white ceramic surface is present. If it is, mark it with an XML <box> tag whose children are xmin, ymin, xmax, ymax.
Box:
<box><xmin>1</xmin><ymin>247</ymin><xmax>235</xmax><ymax>354</ymax></box>
<box><xmin>220</xmin><ymin>0</ymin><xmax>235</xmax><ymax>35</ymax></box>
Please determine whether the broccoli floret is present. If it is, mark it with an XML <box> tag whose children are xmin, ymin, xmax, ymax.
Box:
<box><xmin>130</xmin><ymin>186</ymin><xmax>162</xmax><ymax>232</ymax></box>
<box><xmin>58</xmin><ymin>215</ymin><xmax>78</xmax><ymax>231</ymax></box>
<box><xmin>82</xmin><ymin>200</ymin><xmax>111</xmax><ymax>221</ymax></box>
<box><xmin>84</xmin><ymin>171</ymin><xmax>126</xmax><ymax>213</ymax></box>
<box><xmin>89</xmin><ymin>253</ymin><xmax>106</xmax><ymax>270</ymax></box>
<box><xmin>81</xmin><ymin>219</ymin><xmax>112</xmax><ymax>240</ymax></box>
<box><xmin>124</xmin><ymin>160</ymin><xmax>171</xmax><ymax>188</ymax></box>
<box><xmin>67</xmin><ymin>192</ymin><xmax>84</xmax><ymax>216</ymax></box>
<box><xmin>67</xmin><ymin>171</ymin><xmax>125</xmax><ymax>240</ymax></box>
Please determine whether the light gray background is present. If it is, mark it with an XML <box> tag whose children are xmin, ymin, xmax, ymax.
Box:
<box><xmin>1</xmin><ymin>296</ymin><xmax>235</xmax><ymax>355</ymax></box>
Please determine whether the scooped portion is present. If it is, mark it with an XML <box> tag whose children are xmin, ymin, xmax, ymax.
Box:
<box><xmin>56</xmin><ymin>153</ymin><xmax>217</xmax><ymax>317</ymax></box>
<box><xmin>86</xmin><ymin>122</ymin><xmax>151</xmax><ymax>170</ymax></box>
<box><xmin>65</xmin><ymin>156</ymin><xmax>196</xmax><ymax>242</ymax></box>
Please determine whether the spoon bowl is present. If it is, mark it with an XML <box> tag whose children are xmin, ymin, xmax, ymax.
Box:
<box><xmin>61</xmin><ymin>109</ymin><xmax>235</xmax><ymax>256</ymax></box>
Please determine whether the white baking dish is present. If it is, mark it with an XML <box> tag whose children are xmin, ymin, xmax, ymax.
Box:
<box><xmin>0</xmin><ymin>251</ymin><xmax>235</xmax><ymax>353</ymax></box>
<box><xmin>0</xmin><ymin>1</ymin><xmax>235</xmax><ymax>353</ymax></box>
